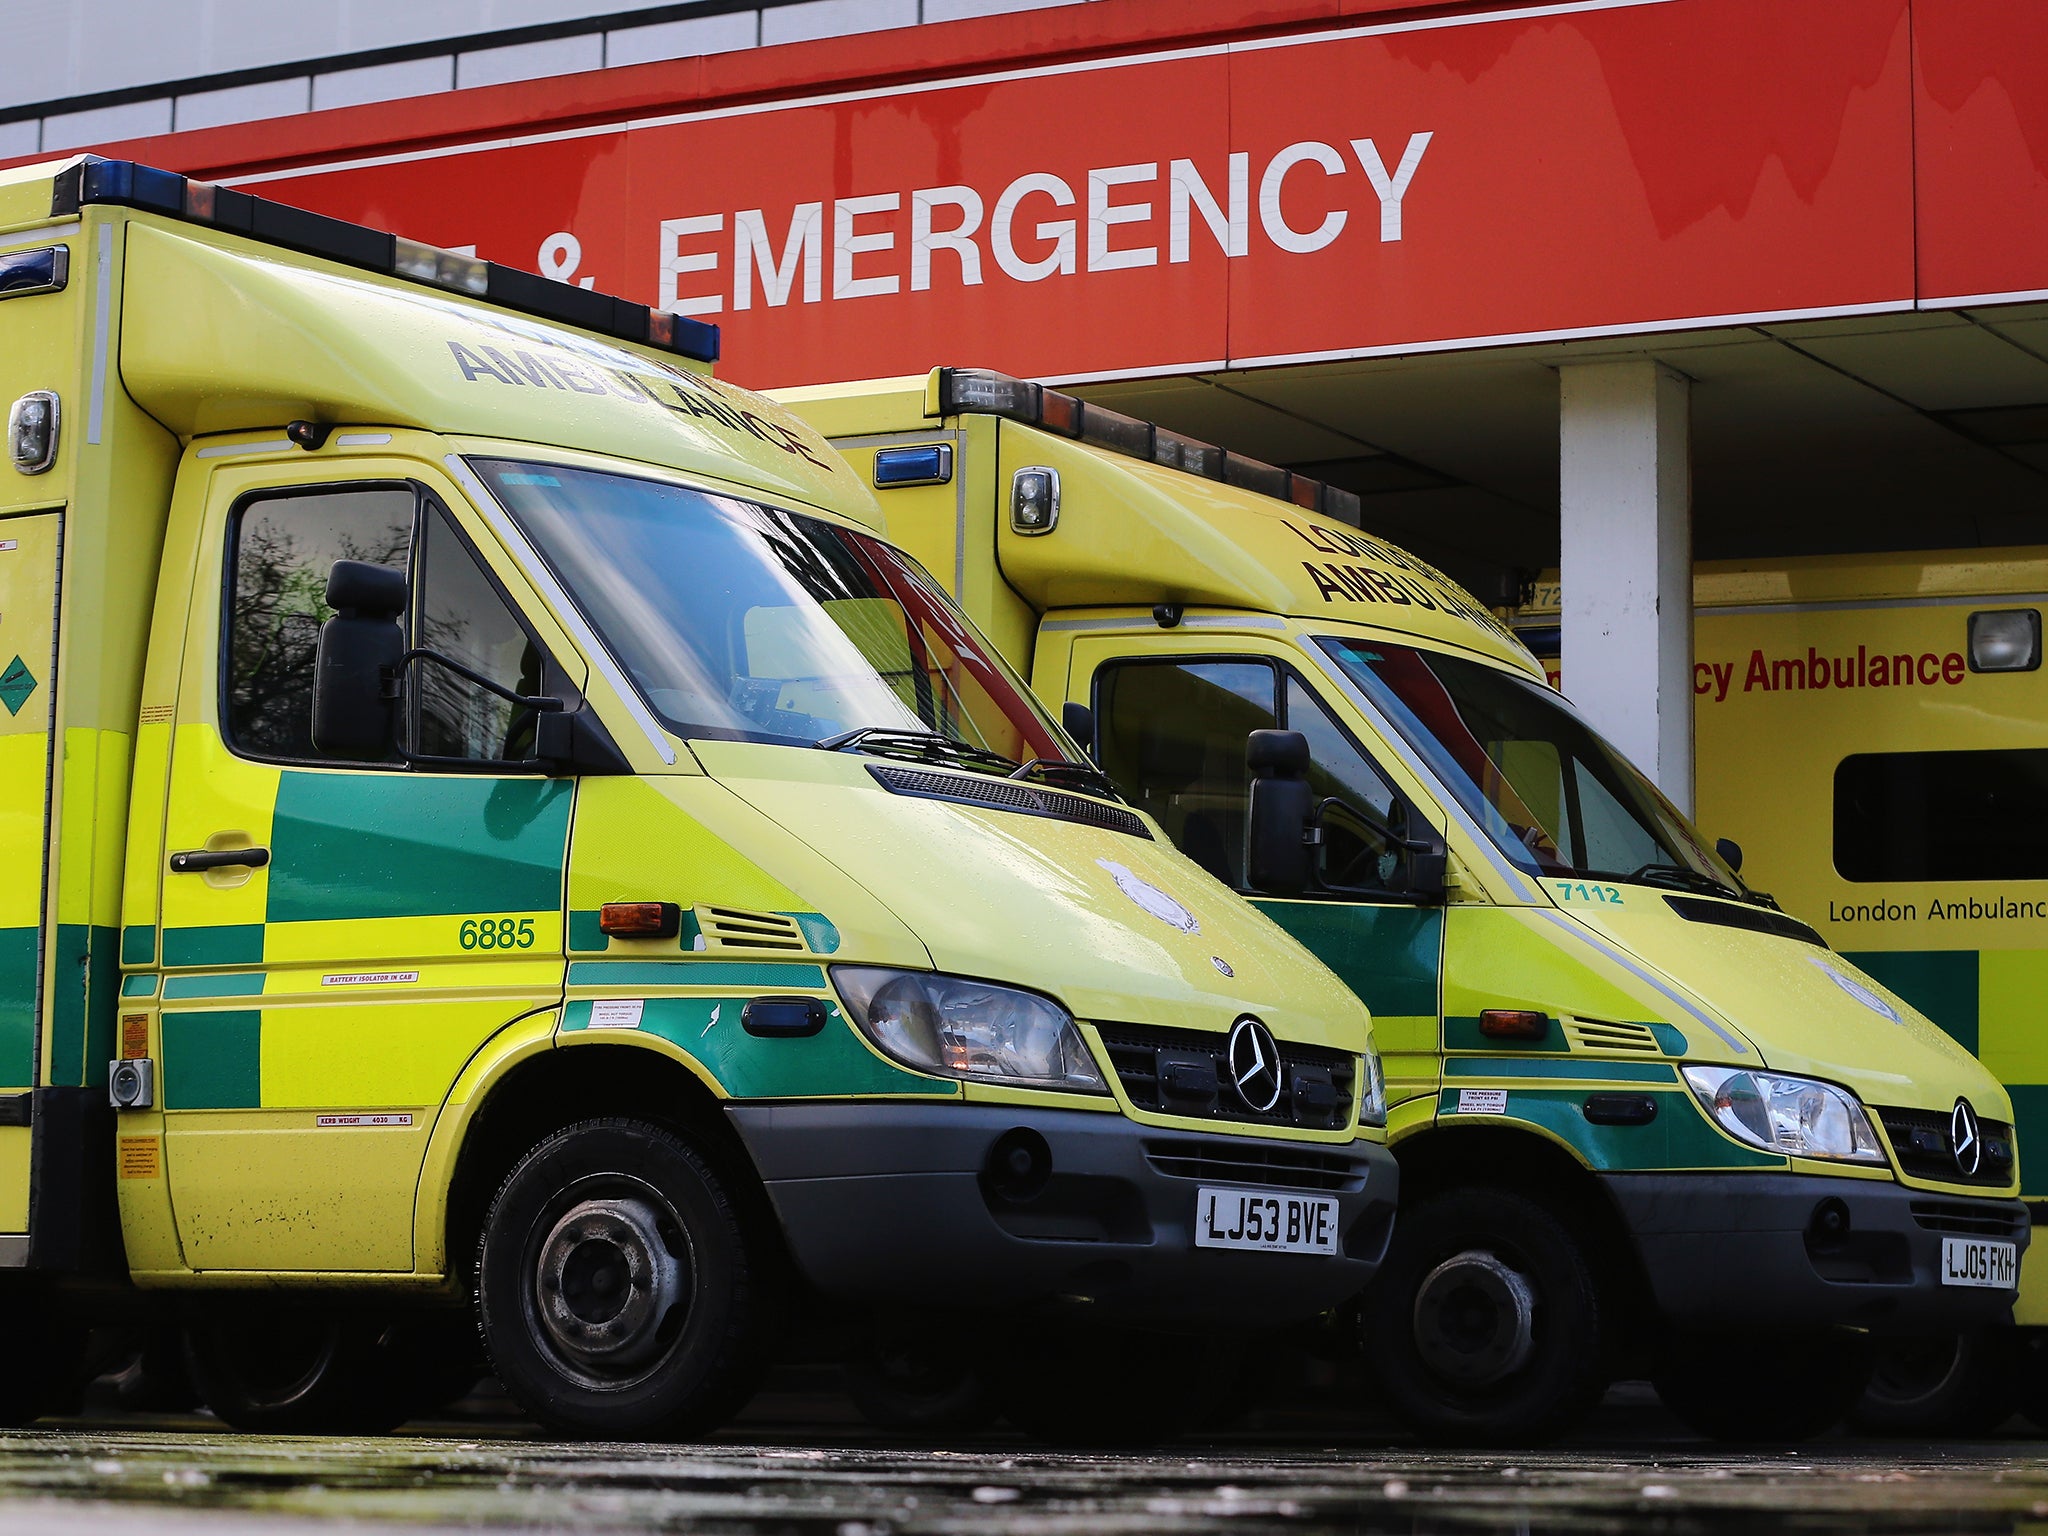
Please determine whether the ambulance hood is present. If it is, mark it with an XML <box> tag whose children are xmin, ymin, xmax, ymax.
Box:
<box><xmin>689</xmin><ymin>740</ymin><xmax>1371</xmax><ymax>1054</ymax></box>
<box><xmin>1560</xmin><ymin>894</ymin><xmax>2015</xmax><ymax>1126</ymax></box>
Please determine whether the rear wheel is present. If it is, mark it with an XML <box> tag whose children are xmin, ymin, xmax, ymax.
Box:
<box><xmin>1852</xmin><ymin>1330</ymin><xmax>2020</xmax><ymax>1437</ymax></box>
<box><xmin>183</xmin><ymin>1309</ymin><xmax>413</xmax><ymax>1434</ymax></box>
<box><xmin>844</xmin><ymin>1330</ymin><xmax>998</xmax><ymax>1434</ymax></box>
<box><xmin>473</xmin><ymin>1117</ymin><xmax>767</xmax><ymax>1439</ymax></box>
<box><xmin>991</xmin><ymin>1329</ymin><xmax>1244</xmax><ymax>1447</ymax></box>
<box><xmin>1357</xmin><ymin>1185</ymin><xmax>1610</xmax><ymax>1445</ymax></box>
<box><xmin>1654</xmin><ymin>1329</ymin><xmax>1872</xmax><ymax>1442</ymax></box>
<box><xmin>0</xmin><ymin>1318</ymin><xmax>87</xmax><ymax>1426</ymax></box>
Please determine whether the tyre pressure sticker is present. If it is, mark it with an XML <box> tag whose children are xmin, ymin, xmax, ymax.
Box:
<box><xmin>1097</xmin><ymin>859</ymin><xmax>1200</xmax><ymax>935</ymax></box>
<box><xmin>1457</xmin><ymin>1089</ymin><xmax>1508</xmax><ymax>1115</ymax></box>
<box><xmin>1807</xmin><ymin>956</ymin><xmax>1901</xmax><ymax>1024</ymax></box>
<box><xmin>589</xmin><ymin>998</ymin><xmax>646</xmax><ymax>1029</ymax></box>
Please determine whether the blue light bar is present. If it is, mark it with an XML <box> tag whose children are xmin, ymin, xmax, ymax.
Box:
<box><xmin>50</xmin><ymin>157</ymin><xmax>720</xmax><ymax>366</ymax></box>
<box><xmin>873</xmin><ymin>443</ymin><xmax>955</xmax><ymax>488</ymax></box>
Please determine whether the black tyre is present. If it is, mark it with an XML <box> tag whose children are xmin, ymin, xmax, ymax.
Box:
<box><xmin>183</xmin><ymin>1309</ymin><xmax>413</xmax><ymax>1434</ymax></box>
<box><xmin>473</xmin><ymin>1117</ymin><xmax>767</xmax><ymax>1439</ymax></box>
<box><xmin>991</xmin><ymin>1329</ymin><xmax>1244</xmax><ymax>1447</ymax></box>
<box><xmin>845</xmin><ymin>1332</ymin><xmax>998</xmax><ymax>1434</ymax></box>
<box><xmin>108</xmin><ymin>1326</ymin><xmax>199</xmax><ymax>1414</ymax></box>
<box><xmin>1357</xmin><ymin>1185</ymin><xmax>1609</xmax><ymax>1445</ymax></box>
<box><xmin>1852</xmin><ymin>1330</ymin><xmax>2020</xmax><ymax>1437</ymax></box>
<box><xmin>0</xmin><ymin>1320</ymin><xmax>86</xmax><ymax>1426</ymax></box>
<box><xmin>1654</xmin><ymin>1330</ymin><xmax>1872</xmax><ymax>1442</ymax></box>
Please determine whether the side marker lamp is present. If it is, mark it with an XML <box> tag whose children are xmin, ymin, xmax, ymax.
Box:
<box><xmin>873</xmin><ymin>443</ymin><xmax>954</xmax><ymax>488</ymax></box>
<box><xmin>9</xmin><ymin>392</ymin><xmax>59</xmax><ymax>474</ymax></box>
<box><xmin>1011</xmin><ymin>466</ymin><xmax>1060</xmax><ymax>535</ymax></box>
<box><xmin>1968</xmin><ymin>608</ymin><xmax>2041</xmax><ymax>673</ymax></box>
<box><xmin>600</xmin><ymin>901</ymin><xmax>683</xmax><ymax>940</ymax></box>
<box><xmin>1478</xmin><ymin>1008</ymin><xmax>1549</xmax><ymax>1041</ymax></box>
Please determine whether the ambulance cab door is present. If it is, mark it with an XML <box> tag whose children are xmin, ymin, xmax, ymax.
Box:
<box><xmin>1069</xmin><ymin>637</ymin><xmax>1447</xmax><ymax>1121</ymax></box>
<box><xmin>156</xmin><ymin>457</ymin><xmax>578</xmax><ymax>1273</ymax></box>
<box><xmin>0</xmin><ymin>509</ymin><xmax>61</xmax><ymax>1258</ymax></box>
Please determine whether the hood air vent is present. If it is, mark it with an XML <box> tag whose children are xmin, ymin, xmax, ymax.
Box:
<box><xmin>867</xmin><ymin>764</ymin><xmax>1151</xmax><ymax>839</ymax></box>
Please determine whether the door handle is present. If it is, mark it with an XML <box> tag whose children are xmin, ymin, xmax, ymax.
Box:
<box><xmin>168</xmin><ymin>847</ymin><xmax>270</xmax><ymax>873</ymax></box>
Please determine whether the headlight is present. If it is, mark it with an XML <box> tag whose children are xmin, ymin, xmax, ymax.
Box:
<box><xmin>833</xmin><ymin>967</ymin><xmax>1107</xmax><ymax>1093</ymax></box>
<box><xmin>1359</xmin><ymin>1041</ymin><xmax>1387</xmax><ymax>1129</ymax></box>
<box><xmin>1681</xmin><ymin>1065</ymin><xmax>1885</xmax><ymax>1163</ymax></box>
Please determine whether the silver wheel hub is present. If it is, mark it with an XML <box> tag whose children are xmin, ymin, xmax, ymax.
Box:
<box><xmin>1412</xmin><ymin>1248</ymin><xmax>1537</xmax><ymax>1387</ymax></box>
<box><xmin>534</xmin><ymin>1197</ymin><xmax>686</xmax><ymax>1374</ymax></box>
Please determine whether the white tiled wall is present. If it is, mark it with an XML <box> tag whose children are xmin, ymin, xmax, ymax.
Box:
<box><xmin>1</xmin><ymin>0</ymin><xmax>1100</xmax><ymax>154</ymax></box>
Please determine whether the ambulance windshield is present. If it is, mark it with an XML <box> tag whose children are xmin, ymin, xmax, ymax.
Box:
<box><xmin>473</xmin><ymin>458</ymin><xmax>1067</xmax><ymax>764</ymax></box>
<box><xmin>1323</xmin><ymin>638</ymin><xmax>1744</xmax><ymax>896</ymax></box>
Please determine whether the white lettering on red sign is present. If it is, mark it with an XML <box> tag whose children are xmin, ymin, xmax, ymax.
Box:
<box><xmin>656</xmin><ymin>132</ymin><xmax>1432</xmax><ymax>317</ymax></box>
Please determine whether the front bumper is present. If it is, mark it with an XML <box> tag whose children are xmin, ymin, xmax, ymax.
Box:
<box><xmin>1605</xmin><ymin>1172</ymin><xmax>2029</xmax><ymax>1334</ymax></box>
<box><xmin>727</xmin><ymin>1102</ymin><xmax>1398</xmax><ymax>1324</ymax></box>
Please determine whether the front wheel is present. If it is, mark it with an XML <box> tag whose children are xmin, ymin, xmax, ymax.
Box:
<box><xmin>474</xmin><ymin>1117</ymin><xmax>768</xmax><ymax>1440</ymax></box>
<box><xmin>1851</xmin><ymin>1330</ymin><xmax>2019</xmax><ymax>1437</ymax></box>
<box><xmin>1357</xmin><ymin>1185</ymin><xmax>1610</xmax><ymax>1445</ymax></box>
<box><xmin>1654</xmin><ymin>1330</ymin><xmax>1872</xmax><ymax>1442</ymax></box>
<box><xmin>183</xmin><ymin>1309</ymin><xmax>413</xmax><ymax>1434</ymax></box>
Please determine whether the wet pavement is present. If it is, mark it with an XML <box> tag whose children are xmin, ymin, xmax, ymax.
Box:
<box><xmin>5</xmin><ymin>1394</ymin><xmax>2048</xmax><ymax>1536</ymax></box>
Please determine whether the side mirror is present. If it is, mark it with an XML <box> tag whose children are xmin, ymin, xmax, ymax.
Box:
<box><xmin>1062</xmin><ymin>700</ymin><xmax>1097</xmax><ymax>762</ymax></box>
<box><xmin>1715</xmin><ymin>837</ymin><xmax>1744</xmax><ymax>874</ymax></box>
<box><xmin>1397</xmin><ymin>834</ymin><xmax>1450</xmax><ymax>901</ymax></box>
<box><xmin>311</xmin><ymin>560</ymin><xmax>405</xmax><ymax>759</ymax></box>
<box><xmin>1246</xmin><ymin>729</ymin><xmax>1314</xmax><ymax>895</ymax></box>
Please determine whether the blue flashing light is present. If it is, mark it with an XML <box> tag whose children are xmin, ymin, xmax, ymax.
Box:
<box><xmin>873</xmin><ymin>443</ymin><xmax>955</xmax><ymax>488</ymax></box>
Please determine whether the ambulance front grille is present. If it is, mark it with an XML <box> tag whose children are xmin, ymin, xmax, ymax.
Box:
<box><xmin>1096</xmin><ymin>1022</ymin><xmax>1355</xmax><ymax>1131</ymax></box>
<box><xmin>1142</xmin><ymin>1138</ymin><xmax>1372</xmax><ymax>1193</ymax></box>
<box><xmin>1877</xmin><ymin>1106</ymin><xmax>2017</xmax><ymax>1187</ymax></box>
<box><xmin>1909</xmin><ymin>1200</ymin><xmax>2026</xmax><ymax>1238</ymax></box>
<box><xmin>1563</xmin><ymin>1018</ymin><xmax>1662</xmax><ymax>1054</ymax></box>
<box><xmin>700</xmin><ymin>907</ymin><xmax>807</xmax><ymax>952</ymax></box>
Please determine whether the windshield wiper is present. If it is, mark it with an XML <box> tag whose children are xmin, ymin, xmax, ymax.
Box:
<box><xmin>1010</xmin><ymin>757</ymin><xmax>1124</xmax><ymax>802</ymax></box>
<box><xmin>816</xmin><ymin>726</ymin><xmax>1019</xmax><ymax>775</ymax></box>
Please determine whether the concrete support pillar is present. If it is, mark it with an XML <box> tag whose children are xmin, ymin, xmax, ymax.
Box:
<box><xmin>1558</xmin><ymin>360</ymin><xmax>1694</xmax><ymax>814</ymax></box>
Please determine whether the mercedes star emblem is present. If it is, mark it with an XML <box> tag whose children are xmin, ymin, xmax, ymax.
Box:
<box><xmin>1227</xmin><ymin>1016</ymin><xmax>1283</xmax><ymax>1114</ymax></box>
<box><xmin>1951</xmin><ymin>1097</ymin><xmax>1982</xmax><ymax>1177</ymax></box>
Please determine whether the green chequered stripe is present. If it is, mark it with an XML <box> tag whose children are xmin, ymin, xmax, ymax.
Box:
<box><xmin>267</xmin><ymin>772</ymin><xmax>572</xmax><ymax>924</ymax></box>
<box><xmin>120</xmin><ymin>974</ymin><xmax>157</xmax><ymax>998</ymax></box>
<box><xmin>1444</xmin><ymin>1057</ymin><xmax>1677</xmax><ymax>1083</ymax></box>
<box><xmin>161</xmin><ymin>1009</ymin><xmax>261</xmax><ymax>1110</ymax></box>
<box><xmin>0</xmin><ymin>925</ymin><xmax>36</xmax><ymax>1088</ymax></box>
<box><xmin>567</xmin><ymin>960</ymin><xmax>827</xmax><ymax>989</ymax></box>
<box><xmin>1253</xmin><ymin>899</ymin><xmax>1440</xmax><ymax>1020</ymax></box>
<box><xmin>1438</xmin><ymin>1085</ymin><xmax>1782</xmax><ymax>1171</ymax></box>
<box><xmin>162</xmin><ymin>973</ymin><xmax>266</xmax><ymax>1001</ymax></box>
<box><xmin>121</xmin><ymin>924</ymin><xmax>155</xmax><ymax>965</ymax></box>
<box><xmin>162</xmin><ymin>924</ymin><xmax>263</xmax><ymax>969</ymax></box>
<box><xmin>561</xmin><ymin>995</ymin><xmax>951</xmax><ymax>1098</ymax></box>
<box><xmin>49</xmin><ymin>924</ymin><xmax>119</xmax><ymax>1089</ymax></box>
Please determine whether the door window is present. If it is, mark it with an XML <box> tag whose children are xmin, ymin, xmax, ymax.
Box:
<box><xmin>223</xmin><ymin>483</ymin><xmax>549</xmax><ymax>769</ymax></box>
<box><xmin>224</xmin><ymin>485</ymin><xmax>413</xmax><ymax>761</ymax></box>
<box><xmin>413</xmin><ymin>503</ymin><xmax>546</xmax><ymax>763</ymax></box>
<box><xmin>1095</xmin><ymin>658</ymin><xmax>1416</xmax><ymax>895</ymax></box>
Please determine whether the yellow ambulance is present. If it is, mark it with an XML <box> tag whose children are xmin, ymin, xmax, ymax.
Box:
<box><xmin>0</xmin><ymin>158</ymin><xmax>1398</xmax><ymax>1441</ymax></box>
<box><xmin>778</xmin><ymin>368</ymin><xmax>2027</xmax><ymax>1444</ymax></box>
<box><xmin>1684</xmin><ymin>549</ymin><xmax>2048</xmax><ymax>1432</ymax></box>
